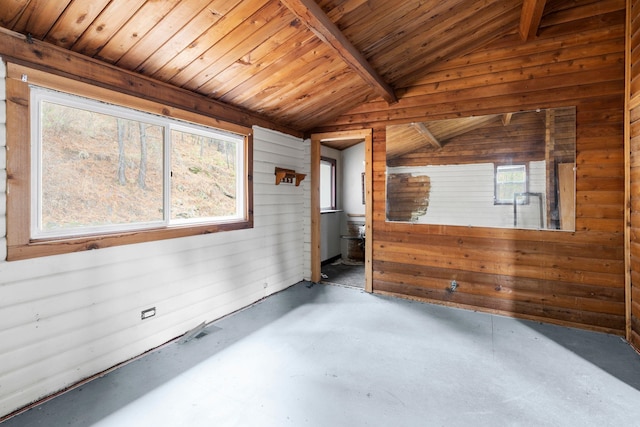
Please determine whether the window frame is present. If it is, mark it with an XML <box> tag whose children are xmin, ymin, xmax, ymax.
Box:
<box><xmin>320</xmin><ymin>156</ymin><xmax>337</xmax><ymax>211</ymax></box>
<box><xmin>6</xmin><ymin>63</ymin><xmax>253</xmax><ymax>261</ymax></box>
<box><xmin>494</xmin><ymin>163</ymin><xmax>529</xmax><ymax>205</ymax></box>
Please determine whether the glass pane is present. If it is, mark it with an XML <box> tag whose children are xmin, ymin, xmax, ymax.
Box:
<box><xmin>496</xmin><ymin>165</ymin><xmax>526</xmax><ymax>203</ymax></box>
<box><xmin>320</xmin><ymin>160</ymin><xmax>334</xmax><ymax>210</ymax></box>
<box><xmin>497</xmin><ymin>165</ymin><xmax>526</xmax><ymax>183</ymax></box>
<box><xmin>40</xmin><ymin>101</ymin><xmax>164</xmax><ymax>232</ymax></box>
<box><xmin>171</xmin><ymin>129</ymin><xmax>239</xmax><ymax>220</ymax></box>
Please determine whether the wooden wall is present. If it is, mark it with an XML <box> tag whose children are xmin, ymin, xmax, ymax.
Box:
<box><xmin>628</xmin><ymin>0</ymin><xmax>640</xmax><ymax>351</ymax></box>
<box><xmin>0</xmin><ymin>57</ymin><xmax>306</xmax><ymax>418</ymax></box>
<box><xmin>315</xmin><ymin>1</ymin><xmax>626</xmax><ymax>333</ymax></box>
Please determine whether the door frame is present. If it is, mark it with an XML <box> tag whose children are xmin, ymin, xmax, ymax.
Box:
<box><xmin>310</xmin><ymin>129</ymin><xmax>373</xmax><ymax>292</ymax></box>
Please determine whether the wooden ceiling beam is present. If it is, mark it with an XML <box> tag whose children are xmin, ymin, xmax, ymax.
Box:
<box><xmin>280</xmin><ymin>0</ymin><xmax>397</xmax><ymax>104</ymax></box>
<box><xmin>411</xmin><ymin>122</ymin><xmax>441</xmax><ymax>148</ymax></box>
<box><xmin>519</xmin><ymin>0</ymin><xmax>547</xmax><ymax>41</ymax></box>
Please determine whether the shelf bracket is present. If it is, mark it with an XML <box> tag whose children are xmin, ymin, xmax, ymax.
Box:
<box><xmin>275</xmin><ymin>167</ymin><xmax>306</xmax><ymax>186</ymax></box>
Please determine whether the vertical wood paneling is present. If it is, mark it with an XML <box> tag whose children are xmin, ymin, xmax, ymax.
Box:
<box><xmin>9</xmin><ymin>0</ymin><xmax>71</xmax><ymax>39</ymax></box>
<box><xmin>0</xmin><ymin>117</ymin><xmax>304</xmax><ymax>417</ymax></box>
<box><xmin>0</xmin><ymin>58</ymin><xmax>6</xmax><ymax>261</ymax></box>
<box><xmin>71</xmin><ymin>0</ymin><xmax>148</xmax><ymax>57</ymax></box>
<box><xmin>302</xmin><ymin>138</ymin><xmax>312</xmax><ymax>280</ymax></box>
<box><xmin>95</xmin><ymin>0</ymin><xmax>183</xmax><ymax>64</ymax></box>
<box><xmin>628</xmin><ymin>0</ymin><xmax>640</xmax><ymax>352</ymax></box>
<box><xmin>313</xmin><ymin>2</ymin><xmax>627</xmax><ymax>333</ymax></box>
<box><xmin>44</xmin><ymin>0</ymin><xmax>112</xmax><ymax>49</ymax></box>
<box><xmin>115</xmin><ymin>0</ymin><xmax>213</xmax><ymax>69</ymax></box>
<box><xmin>0</xmin><ymin>0</ymin><xmax>29</xmax><ymax>28</ymax></box>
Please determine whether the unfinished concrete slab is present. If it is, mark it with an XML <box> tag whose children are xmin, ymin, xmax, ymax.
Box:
<box><xmin>4</xmin><ymin>282</ymin><xmax>640</xmax><ymax>426</ymax></box>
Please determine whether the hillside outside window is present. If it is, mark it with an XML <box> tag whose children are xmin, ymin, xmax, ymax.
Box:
<box><xmin>31</xmin><ymin>87</ymin><xmax>246</xmax><ymax>240</ymax></box>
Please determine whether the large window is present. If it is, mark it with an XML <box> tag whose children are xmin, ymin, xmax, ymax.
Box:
<box><xmin>32</xmin><ymin>88</ymin><xmax>244</xmax><ymax>239</ymax></box>
<box><xmin>6</xmin><ymin>66</ymin><xmax>252</xmax><ymax>261</ymax></box>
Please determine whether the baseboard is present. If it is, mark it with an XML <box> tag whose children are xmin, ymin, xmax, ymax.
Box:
<box><xmin>321</xmin><ymin>254</ymin><xmax>342</xmax><ymax>266</ymax></box>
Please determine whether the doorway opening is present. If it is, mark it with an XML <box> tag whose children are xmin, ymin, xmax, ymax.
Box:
<box><xmin>321</xmin><ymin>257</ymin><xmax>366</xmax><ymax>289</ymax></box>
<box><xmin>310</xmin><ymin>130</ymin><xmax>373</xmax><ymax>292</ymax></box>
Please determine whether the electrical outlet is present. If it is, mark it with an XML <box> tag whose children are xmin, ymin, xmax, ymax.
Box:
<box><xmin>141</xmin><ymin>307</ymin><xmax>156</xmax><ymax>320</ymax></box>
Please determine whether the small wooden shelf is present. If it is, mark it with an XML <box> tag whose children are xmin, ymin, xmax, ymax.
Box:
<box><xmin>275</xmin><ymin>167</ymin><xmax>306</xmax><ymax>186</ymax></box>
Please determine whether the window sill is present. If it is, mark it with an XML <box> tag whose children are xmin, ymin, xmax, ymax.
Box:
<box><xmin>7</xmin><ymin>219</ymin><xmax>253</xmax><ymax>261</ymax></box>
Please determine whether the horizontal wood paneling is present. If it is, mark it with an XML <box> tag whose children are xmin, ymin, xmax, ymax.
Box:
<box><xmin>0</xmin><ymin>120</ymin><xmax>305</xmax><ymax>418</ymax></box>
<box><xmin>314</xmin><ymin>1</ymin><xmax>627</xmax><ymax>333</ymax></box>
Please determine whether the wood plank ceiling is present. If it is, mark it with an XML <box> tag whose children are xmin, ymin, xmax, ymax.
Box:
<box><xmin>387</xmin><ymin>114</ymin><xmax>503</xmax><ymax>160</ymax></box>
<box><xmin>0</xmin><ymin>0</ymin><xmax>550</xmax><ymax>133</ymax></box>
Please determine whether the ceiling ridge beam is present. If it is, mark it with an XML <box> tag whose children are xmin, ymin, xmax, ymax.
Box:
<box><xmin>280</xmin><ymin>0</ymin><xmax>397</xmax><ymax>104</ymax></box>
<box><xmin>411</xmin><ymin>122</ymin><xmax>441</xmax><ymax>148</ymax></box>
<box><xmin>519</xmin><ymin>0</ymin><xmax>547</xmax><ymax>41</ymax></box>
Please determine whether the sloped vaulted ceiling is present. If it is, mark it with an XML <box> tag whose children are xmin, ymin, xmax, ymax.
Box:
<box><xmin>0</xmin><ymin>0</ymin><xmax>556</xmax><ymax>133</ymax></box>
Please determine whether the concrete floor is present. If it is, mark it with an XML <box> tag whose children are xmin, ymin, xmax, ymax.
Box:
<box><xmin>321</xmin><ymin>260</ymin><xmax>365</xmax><ymax>288</ymax></box>
<box><xmin>4</xmin><ymin>282</ymin><xmax>640</xmax><ymax>426</ymax></box>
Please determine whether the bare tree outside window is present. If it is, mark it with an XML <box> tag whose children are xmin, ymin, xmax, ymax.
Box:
<box><xmin>33</xmin><ymin>88</ymin><xmax>245</xmax><ymax>240</ymax></box>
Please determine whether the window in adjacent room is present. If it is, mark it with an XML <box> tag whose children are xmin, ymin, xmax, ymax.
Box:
<box><xmin>320</xmin><ymin>156</ymin><xmax>337</xmax><ymax>211</ymax></box>
<box><xmin>494</xmin><ymin>164</ymin><xmax>528</xmax><ymax>205</ymax></box>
